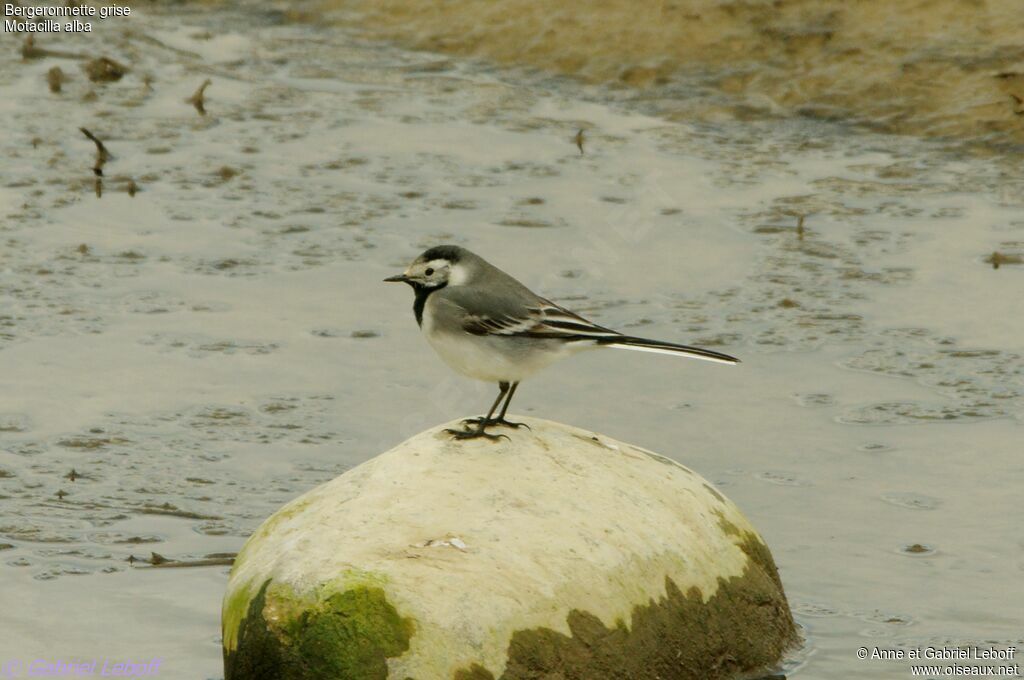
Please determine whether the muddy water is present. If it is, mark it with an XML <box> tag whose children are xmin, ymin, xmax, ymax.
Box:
<box><xmin>1</xmin><ymin>3</ymin><xmax>1023</xmax><ymax>679</ymax></box>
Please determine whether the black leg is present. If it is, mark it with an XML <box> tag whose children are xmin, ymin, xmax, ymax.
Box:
<box><xmin>446</xmin><ymin>383</ymin><xmax>510</xmax><ymax>441</ymax></box>
<box><xmin>498</xmin><ymin>382</ymin><xmax>518</xmax><ymax>419</ymax></box>
<box><xmin>495</xmin><ymin>382</ymin><xmax>529</xmax><ymax>429</ymax></box>
<box><xmin>461</xmin><ymin>381</ymin><xmax>530</xmax><ymax>431</ymax></box>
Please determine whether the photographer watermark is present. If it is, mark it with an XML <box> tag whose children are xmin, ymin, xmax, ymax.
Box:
<box><xmin>0</xmin><ymin>658</ymin><xmax>161</xmax><ymax>678</ymax></box>
<box><xmin>856</xmin><ymin>645</ymin><xmax>1019</xmax><ymax>676</ymax></box>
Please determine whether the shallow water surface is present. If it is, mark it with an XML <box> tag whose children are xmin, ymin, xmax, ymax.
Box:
<box><xmin>1</xmin><ymin>3</ymin><xmax>1022</xmax><ymax>678</ymax></box>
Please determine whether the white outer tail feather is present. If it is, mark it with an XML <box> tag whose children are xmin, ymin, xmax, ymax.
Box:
<box><xmin>604</xmin><ymin>341</ymin><xmax>740</xmax><ymax>365</ymax></box>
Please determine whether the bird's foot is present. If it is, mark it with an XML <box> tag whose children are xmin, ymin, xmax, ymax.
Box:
<box><xmin>444</xmin><ymin>426</ymin><xmax>509</xmax><ymax>442</ymax></box>
<box><xmin>460</xmin><ymin>416</ymin><xmax>531</xmax><ymax>430</ymax></box>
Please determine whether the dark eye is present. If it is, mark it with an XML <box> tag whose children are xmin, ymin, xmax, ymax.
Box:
<box><xmin>425</xmin><ymin>268</ymin><xmax>434</xmax><ymax>276</ymax></box>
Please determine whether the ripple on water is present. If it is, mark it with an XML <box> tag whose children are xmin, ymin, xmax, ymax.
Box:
<box><xmin>755</xmin><ymin>470</ymin><xmax>810</xmax><ymax>487</ymax></box>
<box><xmin>793</xmin><ymin>602</ymin><xmax>840</xmax><ymax>618</ymax></box>
<box><xmin>138</xmin><ymin>333</ymin><xmax>279</xmax><ymax>357</ymax></box>
<box><xmin>840</xmin><ymin>341</ymin><xmax>1023</xmax><ymax>422</ymax></box>
<box><xmin>0</xmin><ymin>414</ymin><xmax>32</xmax><ymax>433</ymax></box>
<box><xmin>794</xmin><ymin>393</ymin><xmax>836</xmax><ymax>408</ymax></box>
<box><xmin>879</xmin><ymin>492</ymin><xmax>942</xmax><ymax>511</ymax></box>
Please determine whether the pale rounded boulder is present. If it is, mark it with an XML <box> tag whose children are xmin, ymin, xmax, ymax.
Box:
<box><xmin>222</xmin><ymin>418</ymin><xmax>798</xmax><ymax>679</ymax></box>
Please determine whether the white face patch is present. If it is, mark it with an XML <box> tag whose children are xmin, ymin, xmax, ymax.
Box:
<box><xmin>446</xmin><ymin>262</ymin><xmax>469</xmax><ymax>286</ymax></box>
<box><xmin>407</xmin><ymin>258</ymin><xmax>454</xmax><ymax>285</ymax></box>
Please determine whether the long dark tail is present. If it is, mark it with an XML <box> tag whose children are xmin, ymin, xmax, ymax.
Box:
<box><xmin>598</xmin><ymin>335</ymin><xmax>740</xmax><ymax>365</ymax></box>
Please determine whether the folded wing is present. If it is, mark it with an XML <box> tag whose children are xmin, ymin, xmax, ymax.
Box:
<box><xmin>462</xmin><ymin>298</ymin><xmax>738</xmax><ymax>365</ymax></box>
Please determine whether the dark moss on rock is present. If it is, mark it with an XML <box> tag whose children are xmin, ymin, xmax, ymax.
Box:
<box><xmin>225</xmin><ymin>581</ymin><xmax>287</xmax><ymax>678</ymax></box>
<box><xmin>454</xmin><ymin>663</ymin><xmax>499</xmax><ymax>680</ymax></box>
<box><xmin>225</xmin><ymin>580</ymin><xmax>415</xmax><ymax>680</ymax></box>
<box><xmin>456</xmin><ymin>530</ymin><xmax>797</xmax><ymax>680</ymax></box>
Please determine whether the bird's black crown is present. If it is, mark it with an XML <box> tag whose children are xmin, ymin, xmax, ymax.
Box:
<box><xmin>419</xmin><ymin>245</ymin><xmax>463</xmax><ymax>263</ymax></box>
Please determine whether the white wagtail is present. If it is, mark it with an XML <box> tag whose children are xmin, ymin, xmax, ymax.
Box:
<box><xmin>385</xmin><ymin>245</ymin><xmax>739</xmax><ymax>440</ymax></box>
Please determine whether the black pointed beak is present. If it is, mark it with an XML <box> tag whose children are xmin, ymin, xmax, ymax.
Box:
<box><xmin>383</xmin><ymin>274</ymin><xmax>410</xmax><ymax>283</ymax></box>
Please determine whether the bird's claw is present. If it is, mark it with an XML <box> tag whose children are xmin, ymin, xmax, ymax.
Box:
<box><xmin>444</xmin><ymin>427</ymin><xmax>509</xmax><ymax>442</ymax></box>
<box><xmin>460</xmin><ymin>416</ymin><xmax>530</xmax><ymax>430</ymax></box>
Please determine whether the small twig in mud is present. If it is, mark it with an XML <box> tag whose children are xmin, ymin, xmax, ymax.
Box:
<box><xmin>796</xmin><ymin>214</ymin><xmax>806</xmax><ymax>240</ymax></box>
<box><xmin>22</xmin><ymin>35</ymin><xmax>88</xmax><ymax>61</ymax></box>
<box><xmin>80</xmin><ymin>127</ymin><xmax>109</xmax><ymax>198</ymax></box>
<box><xmin>574</xmin><ymin>128</ymin><xmax>585</xmax><ymax>155</ymax></box>
<box><xmin>1010</xmin><ymin>94</ymin><xmax>1024</xmax><ymax>116</ymax></box>
<box><xmin>79</xmin><ymin>127</ymin><xmax>110</xmax><ymax>176</ymax></box>
<box><xmin>145</xmin><ymin>557</ymin><xmax>236</xmax><ymax>569</ymax></box>
<box><xmin>84</xmin><ymin>56</ymin><xmax>128</xmax><ymax>83</ymax></box>
<box><xmin>136</xmin><ymin>551</ymin><xmax>237</xmax><ymax>569</ymax></box>
<box><xmin>986</xmin><ymin>251</ymin><xmax>1022</xmax><ymax>269</ymax></box>
<box><xmin>47</xmin><ymin>66</ymin><xmax>67</xmax><ymax>93</ymax></box>
<box><xmin>186</xmin><ymin>78</ymin><xmax>212</xmax><ymax>116</ymax></box>
<box><xmin>21</xmin><ymin>35</ymin><xmax>44</xmax><ymax>60</ymax></box>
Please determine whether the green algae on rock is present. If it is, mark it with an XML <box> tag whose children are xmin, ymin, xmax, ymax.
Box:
<box><xmin>222</xmin><ymin>418</ymin><xmax>798</xmax><ymax>679</ymax></box>
<box><xmin>224</xmin><ymin>580</ymin><xmax>414</xmax><ymax>679</ymax></box>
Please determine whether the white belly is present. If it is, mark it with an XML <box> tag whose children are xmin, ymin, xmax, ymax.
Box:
<box><xmin>422</xmin><ymin>314</ymin><xmax>578</xmax><ymax>383</ymax></box>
